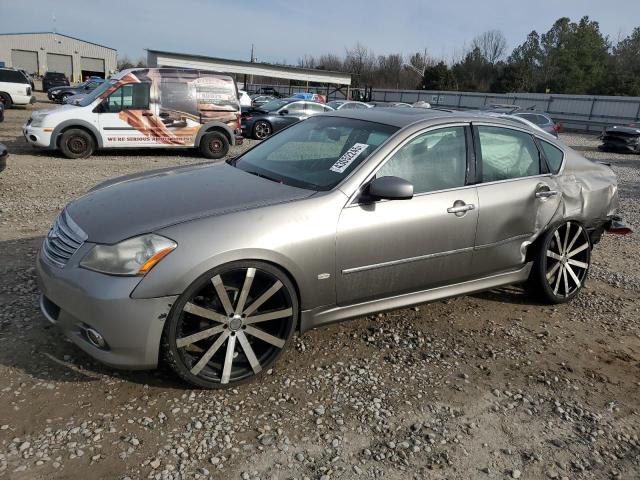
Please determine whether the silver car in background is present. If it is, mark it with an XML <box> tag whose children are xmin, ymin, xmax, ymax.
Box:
<box><xmin>37</xmin><ymin>108</ymin><xmax>627</xmax><ymax>388</ymax></box>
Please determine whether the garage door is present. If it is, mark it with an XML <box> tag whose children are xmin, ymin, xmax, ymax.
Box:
<box><xmin>46</xmin><ymin>53</ymin><xmax>73</xmax><ymax>78</ymax></box>
<box><xmin>80</xmin><ymin>57</ymin><xmax>105</xmax><ymax>74</ymax></box>
<box><xmin>11</xmin><ymin>50</ymin><xmax>38</xmax><ymax>75</ymax></box>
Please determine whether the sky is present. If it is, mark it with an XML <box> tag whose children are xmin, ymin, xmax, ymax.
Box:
<box><xmin>2</xmin><ymin>0</ymin><xmax>640</xmax><ymax>65</ymax></box>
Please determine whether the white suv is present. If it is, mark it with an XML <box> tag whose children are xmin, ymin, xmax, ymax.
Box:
<box><xmin>0</xmin><ymin>68</ymin><xmax>35</xmax><ymax>108</ymax></box>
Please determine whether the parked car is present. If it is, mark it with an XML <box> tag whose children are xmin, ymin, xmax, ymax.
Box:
<box><xmin>250</xmin><ymin>95</ymin><xmax>275</xmax><ymax>107</ymax></box>
<box><xmin>36</xmin><ymin>108</ymin><xmax>628</xmax><ymax>388</ymax></box>
<box><xmin>326</xmin><ymin>100</ymin><xmax>371</xmax><ymax>110</ymax></box>
<box><xmin>412</xmin><ymin>101</ymin><xmax>432</xmax><ymax>109</ymax></box>
<box><xmin>599</xmin><ymin>124</ymin><xmax>640</xmax><ymax>154</ymax></box>
<box><xmin>254</xmin><ymin>86</ymin><xmax>282</xmax><ymax>98</ymax></box>
<box><xmin>0</xmin><ymin>143</ymin><xmax>6</xmax><ymax>173</ymax></box>
<box><xmin>290</xmin><ymin>92</ymin><xmax>326</xmax><ymax>103</ymax></box>
<box><xmin>241</xmin><ymin>98</ymin><xmax>333</xmax><ymax>139</ymax></box>
<box><xmin>18</xmin><ymin>69</ymin><xmax>35</xmax><ymax>90</ymax></box>
<box><xmin>42</xmin><ymin>71</ymin><xmax>70</xmax><ymax>92</ymax></box>
<box><xmin>513</xmin><ymin>111</ymin><xmax>561</xmax><ymax>137</ymax></box>
<box><xmin>0</xmin><ymin>67</ymin><xmax>35</xmax><ymax>108</ymax></box>
<box><xmin>24</xmin><ymin>68</ymin><xmax>242</xmax><ymax>159</ymax></box>
<box><xmin>238</xmin><ymin>90</ymin><xmax>252</xmax><ymax>107</ymax></box>
<box><xmin>48</xmin><ymin>77</ymin><xmax>106</xmax><ymax>103</ymax></box>
<box><xmin>368</xmin><ymin>101</ymin><xmax>413</xmax><ymax>108</ymax></box>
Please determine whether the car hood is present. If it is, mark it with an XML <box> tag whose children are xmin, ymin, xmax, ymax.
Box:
<box><xmin>66</xmin><ymin>162</ymin><xmax>314</xmax><ymax>243</ymax></box>
<box><xmin>49</xmin><ymin>85</ymin><xmax>78</xmax><ymax>93</ymax></box>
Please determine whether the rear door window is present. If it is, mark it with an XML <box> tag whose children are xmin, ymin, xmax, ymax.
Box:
<box><xmin>539</xmin><ymin>140</ymin><xmax>564</xmax><ymax>174</ymax></box>
<box><xmin>477</xmin><ymin>126</ymin><xmax>541</xmax><ymax>182</ymax></box>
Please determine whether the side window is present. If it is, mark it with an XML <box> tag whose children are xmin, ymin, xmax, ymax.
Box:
<box><xmin>105</xmin><ymin>83</ymin><xmax>150</xmax><ymax>112</ymax></box>
<box><xmin>306</xmin><ymin>103</ymin><xmax>325</xmax><ymax>113</ymax></box>
<box><xmin>377</xmin><ymin>126</ymin><xmax>467</xmax><ymax>194</ymax></box>
<box><xmin>478</xmin><ymin>126</ymin><xmax>541</xmax><ymax>182</ymax></box>
<box><xmin>286</xmin><ymin>102</ymin><xmax>304</xmax><ymax>112</ymax></box>
<box><xmin>539</xmin><ymin>140</ymin><xmax>564</xmax><ymax>174</ymax></box>
<box><xmin>353</xmin><ymin>103</ymin><xmax>368</xmax><ymax>109</ymax></box>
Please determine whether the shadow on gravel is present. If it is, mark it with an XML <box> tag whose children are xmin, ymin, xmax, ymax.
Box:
<box><xmin>471</xmin><ymin>285</ymin><xmax>543</xmax><ymax>305</ymax></box>
<box><xmin>0</xmin><ymin>236</ymin><xmax>188</xmax><ymax>390</ymax></box>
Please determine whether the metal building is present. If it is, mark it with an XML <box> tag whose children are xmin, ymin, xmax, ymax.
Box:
<box><xmin>0</xmin><ymin>32</ymin><xmax>117</xmax><ymax>82</ymax></box>
<box><xmin>147</xmin><ymin>49</ymin><xmax>352</xmax><ymax>97</ymax></box>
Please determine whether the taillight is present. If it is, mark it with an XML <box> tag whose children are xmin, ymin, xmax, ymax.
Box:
<box><xmin>553</xmin><ymin>123</ymin><xmax>561</xmax><ymax>133</ymax></box>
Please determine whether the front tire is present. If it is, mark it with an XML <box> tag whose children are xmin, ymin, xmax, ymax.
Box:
<box><xmin>58</xmin><ymin>128</ymin><xmax>95</xmax><ymax>159</ymax></box>
<box><xmin>162</xmin><ymin>261</ymin><xmax>298</xmax><ymax>389</ymax></box>
<box><xmin>526</xmin><ymin>221</ymin><xmax>591</xmax><ymax>304</ymax></box>
<box><xmin>199</xmin><ymin>131</ymin><xmax>229</xmax><ymax>159</ymax></box>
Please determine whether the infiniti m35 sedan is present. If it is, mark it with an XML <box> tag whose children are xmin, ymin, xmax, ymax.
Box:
<box><xmin>37</xmin><ymin>108</ymin><xmax>628</xmax><ymax>388</ymax></box>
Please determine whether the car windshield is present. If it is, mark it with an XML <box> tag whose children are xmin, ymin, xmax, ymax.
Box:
<box><xmin>259</xmin><ymin>99</ymin><xmax>291</xmax><ymax>112</ymax></box>
<box><xmin>76</xmin><ymin>80</ymin><xmax>115</xmax><ymax>107</ymax></box>
<box><xmin>234</xmin><ymin>116</ymin><xmax>398</xmax><ymax>191</ymax></box>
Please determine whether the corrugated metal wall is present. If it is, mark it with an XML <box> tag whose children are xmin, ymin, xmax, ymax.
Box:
<box><xmin>369</xmin><ymin>89</ymin><xmax>640</xmax><ymax>132</ymax></box>
<box><xmin>0</xmin><ymin>33</ymin><xmax>117</xmax><ymax>82</ymax></box>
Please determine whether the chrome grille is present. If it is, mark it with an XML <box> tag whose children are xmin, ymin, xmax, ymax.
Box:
<box><xmin>42</xmin><ymin>210</ymin><xmax>88</xmax><ymax>268</ymax></box>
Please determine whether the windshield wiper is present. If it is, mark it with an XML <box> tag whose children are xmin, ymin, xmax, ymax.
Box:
<box><xmin>244</xmin><ymin>170</ymin><xmax>283</xmax><ymax>184</ymax></box>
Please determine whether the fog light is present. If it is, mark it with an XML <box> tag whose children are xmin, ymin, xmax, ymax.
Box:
<box><xmin>85</xmin><ymin>327</ymin><xmax>107</xmax><ymax>349</ymax></box>
<box><xmin>29</xmin><ymin>135</ymin><xmax>37</xmax><ymax>142</ymax></box>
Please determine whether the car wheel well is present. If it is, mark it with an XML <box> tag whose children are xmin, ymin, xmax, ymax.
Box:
<box><xmin>203</xmin><ymin>126</ymin><xmax>231</xmax><ymax>144</ymax></box>
<box><xmin>253</xmin><ymin>259</ymin><xmax>302</xmax><ymax>331</ymax></box>
<box><xmin>0</xmin><ymin>92</ymin><xmax>12</xmax><ymax>104</ymax></box>
<box><xmin>525</xmin><ymin>219</ymin><xmax>588</xmax><ymax>263</ymax></box>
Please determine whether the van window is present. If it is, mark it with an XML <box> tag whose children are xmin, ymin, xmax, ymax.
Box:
<box><xmin>0</xmin><ymin>69</ymin><xmax>29</xmax><ymax>83</ymax></box>
<box><xmin>105</xmin><ymin>83</ymin><xmax>150</xmax><ymax>112</ymax></box>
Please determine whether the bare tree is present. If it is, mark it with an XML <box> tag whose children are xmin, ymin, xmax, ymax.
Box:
<box><xmin>317</xmin><ymin>53</ymin><xmax>344</xmax><ymax>71</ymax></box>
<box><xmin>345</xmin><ymin>43</ymin><xmax>376</xmax><ymax>85</ymax></box>
<box><xmin>472</xmin><ymin>30</ymin><xmax>508</xmax><ymax>64</ymax></box>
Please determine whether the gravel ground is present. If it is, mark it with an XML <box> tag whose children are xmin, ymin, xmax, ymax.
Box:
<box><xmin>0</xmin><ymin>95</ymin><xmax>639</xmax><ymax>480</ymax></box>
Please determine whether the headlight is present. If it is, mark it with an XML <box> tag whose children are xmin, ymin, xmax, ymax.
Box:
<box><xmin>80</xmin><ymin>234</ymin><xmax>177</xmax><ymax>276</ymax></box>
<box><xmin>51</xmin><ymin>90</ymin><xmax>60</xmax><ymax>95</ymax></box>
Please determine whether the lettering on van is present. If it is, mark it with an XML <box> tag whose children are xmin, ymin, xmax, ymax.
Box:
<box><xmin>107</xmin><ymin>135</ymin><xmax>194</xmax><ymax>143</ymax></box>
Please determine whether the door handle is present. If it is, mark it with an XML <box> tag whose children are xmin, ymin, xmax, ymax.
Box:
<box><xmin>141</xmin><ymin>112</ymin><xmax>153</xmax><ymax>117</ymax></box>
<box><xmin>447</xmin><ymin>202</ymin><xmax>475</xmax><ymax>215</ymax></box>
<box><xmin>535</xmin><ymin>189</ymin><xmax>558</xmax><ymax>199</ymax></box>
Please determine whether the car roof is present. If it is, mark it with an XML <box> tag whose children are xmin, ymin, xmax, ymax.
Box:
<box><xmin>322</xmin><ymin>107</ymin><xmax>543</xmax><ymax>131</ymax></box>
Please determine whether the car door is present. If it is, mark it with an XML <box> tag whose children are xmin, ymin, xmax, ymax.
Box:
<box><xmin>98</xmin><ymin>82</ymin><xmax>156</xmax><ymax>147</ymax></box>
<box><xmin>271</xmin><ymin>101</ymin><xmax>306</xmax><ymax>132</ymax></box>
<box><xmin>336</xmin><ymin>125</ymin><xmax>479</xmax><ymax>306</ymax></box>
<box><xmin>471</xmin><ymin>124</ymin><xmax>562</xmax><ymax>276</ymax></box>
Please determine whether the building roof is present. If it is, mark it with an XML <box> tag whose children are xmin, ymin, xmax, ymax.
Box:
<box><xmin>0</xmin><ymin>32</ymin><xmax>116</xmax><ymax>51</ymax></box>
<box><xmin>147</xmin><ymin>49</ymin><xmax>352</xmax><ymax>86</ymax></box>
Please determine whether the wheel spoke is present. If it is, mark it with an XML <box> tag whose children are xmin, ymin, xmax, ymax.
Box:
<box><xmin>567</xmin><ymin>242</ymin><xmax>589</xmax><ymax>258</ymax></box>
<box><xmin>553</xmin><ymin>265</ymin><xmax>563</xmax><ymax>294</ymax></box>
<box><xmin>177</xmin><ymin>324</ymin><xmax>225</xmax><ymax>348</ymax></box>
<box><xmin>244</xmin><ymin>308</ymin><xmax>293</xmax><ymax>325</ymax></box>
<box><xmin>243</xmin><ymin>280</ymin><xmax>283</xmax><ymax>316</ymax></box>
<box><xmin>546</xmin><ymin>261</ymin><xmax>561</xmax><ymax>281</ymax></box>
<box><xmin>567</xmin><ymin>259</ymin><xmax>588</xmax><ymax>269</ymax></box>
<box><xmin>234</xmin><ymin>268</ymin><xmax>256</xmax><ymax>315</ymax></box>
<box><xmin>566</xmin><ymin>228</ymin><xmax>582</xmax><ymax>254</ymax></box>
<box><xmin>546</xmin><ymin>250</ymin><xmax>563</xmax><ymax>261</ymax></box>
<box><xmin>221</xmin><ymin>334</ymin><xmax>237</xmax><ymax>384</ymax></box>
<box><xmin>190</xmin><ymin>331</ymin><xmax>230</xmax><ymax>376</ymax></box>
<box><xmin>565</xmin><ymin>263</ymin><xmax>581</xmax><ymax>289</ymax></box>
<box><xmin>562</xmin><ymin>266</ymin><xmax>569</xmax><ymax>297</ymax></box>
<box><xmin>554</xmin><ymin>230</ymin><xmax>564</xmax><ymax>254</ymax></box>
<box><xmin>563</xmin><ymin>222</ymin><xmax>571</xmax><ymax>253</ymax></box>
<box><xmin>244</xmin><ymin>325</ymin><xmax>286</xmax><ymax>348</ymax></box>
<box><xmin>212</xmin><ymin>275</ymin><xmax>234</xmax><ymax>316</ymax></box>
<box><xmin>183</xmin><ymin>302</ymin><xmax>227</xmax><ymax>323</ymax></box>
<box><xmin>236</xmin><ymin>331</ymin><xmax>262</xmax><ymax>374</ymax></box>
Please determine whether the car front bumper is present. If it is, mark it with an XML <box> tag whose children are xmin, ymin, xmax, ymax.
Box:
<box><xmin>36</xmin><ymin>249</ymin><xmax>177</xmax><ymax>369</ymax></box>
<box><xmin>23</xmin><ymin>124</ymin><xmax>52</xmax><ymax>148</ymax></box>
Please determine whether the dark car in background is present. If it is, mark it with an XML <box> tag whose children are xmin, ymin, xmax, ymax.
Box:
<box><xmin>241</xmin><ymin>98</ymin><xmax>333</xmax><ymax>139</ymax></box>
<box><xmin>42</xmin><ymin>71</ymin><xmax>69</xmax><ymax>92</ymax></box>
<box><xmin>600</xmin><ymin>124</ymin><xmax>640</xmax><ymax>153</ymax></box>
<box><xmin>48</xmin><ymin>77</ymin><xmax>106</xmax><ymax>103</ymax></box>
<box><xmin>250</xmin><ymin>95</ymin><xmax>275</xmax><ymax>107</ymax></box>
<box><xmin>513</xmin><ymin>112</ymin><xmax>561</xmax><ymax>137</ymax></box>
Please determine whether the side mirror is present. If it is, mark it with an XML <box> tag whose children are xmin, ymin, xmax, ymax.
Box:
<box><xmin>368</xmin><ymin>176</ymin><xmax>413</xmax><ymax>200</ymax></box>
<box><xmin>279</xmin><ymin>109</ymin><xmax>288</xmax><ymax>115</ymax></box>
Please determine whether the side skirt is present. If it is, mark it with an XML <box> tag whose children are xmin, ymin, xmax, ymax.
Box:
<box><xmin>300</xmin><ymin>263</ymin><xmax>533</xmax><ymax>333</ymax></box>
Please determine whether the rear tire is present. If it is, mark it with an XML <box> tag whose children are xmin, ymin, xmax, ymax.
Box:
<box><xmin>0</xmin><ymin>93</ymin><xmax>12</xmax><ymax>109</ymax></box>
<box><xmin>253</xmin><ymin>121</ymin><xmax>272</xmax><ymax>140</ymax></box>
<box><xmin>199</xmin><ymin>131</ymin><xmax>230</xmax><ymax>159</ymax></box>
<box><xmin>525</xmin><ymin>221</ymin><xmax>591</xmax><ymax>304</ymax></box>
<box><xmin>58</xmin><ymin>129</ymin><xmax>95</xmax><ymax>159</ymax></box>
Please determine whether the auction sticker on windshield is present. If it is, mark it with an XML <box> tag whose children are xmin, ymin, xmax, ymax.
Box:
<box><xmin>330</xmin><ymin>143</ymin><xmax>369</xmax><ymax>173</ymax></box>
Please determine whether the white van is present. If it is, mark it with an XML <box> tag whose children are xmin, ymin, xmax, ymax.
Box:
<box><xmin>0</xmin><ymin>68</ymin><xmax>36</xmax><ymax>108</ymax></box>
<box><xmin>23</xmin><ymin>68</ymin><xmax>242</xmax><ymax>159</ymax></box>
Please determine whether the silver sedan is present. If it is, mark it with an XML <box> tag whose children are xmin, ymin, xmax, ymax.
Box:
<box><xmin>37</xmin><ymin>108</ymin><xmax>628</xmax><ymax>388</ymax></box>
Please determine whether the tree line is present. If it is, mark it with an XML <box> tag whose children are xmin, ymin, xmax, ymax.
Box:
<box><xmin>299</xmin><ymin>16</ymin><xmax>640</xmax><ymax>96</ymax></box>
